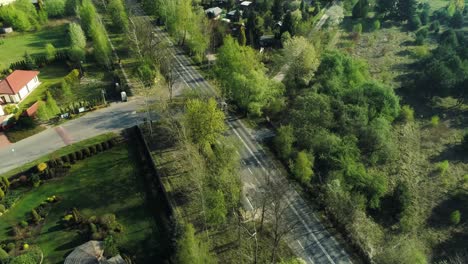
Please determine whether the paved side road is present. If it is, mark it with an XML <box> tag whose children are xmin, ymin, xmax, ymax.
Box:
<box><xmin>134</xmin><ymin>6</ymin><xmax>354</xmax><ymax>263</ymax></box>
<box><xmin>0</xmin><ymin>99</ymin><xmax>145</xmax><ymax>174</ymax></box>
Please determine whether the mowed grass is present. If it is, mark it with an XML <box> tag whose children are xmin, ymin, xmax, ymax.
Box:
<box><xmin>0</xmin><ymin>142</ymin><xmax>159</xmax><ymax>264</ymax></box>
<box><xmin>0</xmin><ymin>22</ymin><xmax>69</xmax><ymax>70</ymax></box>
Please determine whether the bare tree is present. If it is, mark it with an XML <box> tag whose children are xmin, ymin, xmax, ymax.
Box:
<box><xmin>159</xmin><ymin>42</ymin><xmax>180</xmax><ymax>101</ymax></box>
<box><xmin>269</xmin><ymin>181</ymin><xmax>299</xmax><ymax>264</ymax></box>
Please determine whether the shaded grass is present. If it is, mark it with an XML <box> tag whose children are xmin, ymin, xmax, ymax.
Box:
<box><xmin>4</xmin><ymin>124</ymin><xmax>46</xmax><ymax>143</ymax></box>
<box><xmin>0</xmin><ymin>142</ymin><xmax>161</xmax><ymax>263</ymax></box>
<box><xmin>0</xmin><ymin>22</ymin><xmax>69</xmax><ymax>70</ymax></box>
<box><xmin>0</xmin><ymin>133</ymin><xmax>117</xmax><ymax>179</ymax></box>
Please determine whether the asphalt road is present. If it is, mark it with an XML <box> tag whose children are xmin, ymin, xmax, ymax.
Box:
<box><xmin>140</xmin><ymin>11</ymin><xmax>353</xmax><ymax>263</ymax></box>
<box><xmin>0</xmin><ymin>99</ymin><xmax>145</xmax><ymax>174</ymax></box>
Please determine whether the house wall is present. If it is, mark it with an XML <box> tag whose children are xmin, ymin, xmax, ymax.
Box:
<box><xmin>26</xmin><ymin>77</ymin><xmax>39</xmax><ymax>91</ymax></box>
<box><xmin>18</xmin><ymin>86</ymin><xmax>28</xmax><ymax>100</ymax></box>
<box><xmin>0</xmin><ymin>0</ymin><xmax>16</xmax><ymax>6</ymax></box>
<box><xmin>0</xmin><ymin>106</ymin><xmax>4</xmax><ymax>116</ymax></box>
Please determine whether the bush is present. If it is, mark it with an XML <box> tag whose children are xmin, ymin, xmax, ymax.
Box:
<box><xmin>450</xmin><ymin>210</ymin><xmax>461</xmax><ymax>225</ymax></box>
<box><xmin>96</xmin><ymin>143</ymin><xmax>103</xmax><ymax>152</ymax></box>
<box><xmin>0</xmin><ymin>189</ymin><xmax>4</xmax><ymax>201</ymax></box>
<box><xmin>30</xmin><ymin>174</ymin><xmax>41</xmax><ymax>188</ymax></box>
<box><xmin>68</xmin><ymin>153</ymin><xmax>75</xmax><ymax>163</ymax></box>
<box><xmin>0</xmin><ymin>247</ymin><xmax>8</xmax><ymax>261</ymax></box>
<box><xmin>415</xmin><ymin>28</ymin><xmax>428</xmax><ymax>45</ymax></box>
<box><xmin>409</xmin><ymin>15</ymin><xmax>421</xmax><ymax>31</ymax></box>
<box><xmin>101</xmin><ymin>141</ymin><xmax>109</xmax><ymax>150</ymax></box>
<box><xmin>45</xmin><ymin>0</ymin><xmax>66</xmax><ymax>17</ymax></box>
<box><xmin>431</xmin><ymin>115</ymin><xmax>440</xmax><ymax>127</ymax></box>
<box><xmin>0</xmin><ymin>204</ymin><xmax>5</xmax><ymax>213</ymax></box>
<box><xmin>20</xmin><ymin>220</ymin><xmax>28</xmax><ymax>228</ymax></box>
<box><xmin>430</xmin><ymin>20</ymin><xmax>440</xmax><ymax>33</ymax></box>
<box><xmin>89</xmin><ymin>145</ymin><xmax>97</xmax><ymax>155</ymax></box>
<box><xmin>31</xmin><ymin>209</ymin><xmax>41</xmax><ymax>224</ymax></box>
<box><xmin>37</xmin><ymin>163</ymin><xmax>47</xmax><ymax>173</ymax></box>
<box><xmin>372</xmin><ymin>19</ymin><xmax>380</xmax><ymax>31</ymax></box>
<box><xmin>412</xmin><ymin>45</ymin><xmax>430</xmax><ymax>59</ymax></box>
<box><xmin>436</xmin><ymin>160</ymin><xmax>449</xmax><ymax>176</ymax></box>
<box><xmin>353</xmin><ymin>23</ymin><xmax>363</xmax><ymax>35</ymax></box>
<box><xmin>19</xmin><ymin>175</ymin><xmax>28</xmax><ymax>183</ymax></box>
<box><xmin>61</xmin><ymin>155</ymin><xmax>70</xmax><ymax>163</ymax></box>
<box><xmin>76</xmin><ymin>151</ymin><xmax>83</xmax><ymax>160</ymax></box>
<box><xmin>6</xmin><ymin>243</ymin><xmax>15</xmax><ymax>252</ymax></box>
<box><xmin>399</xmin><ymin>105</ymin><xmax>414</xmax><ymax>123</ymax></box>
<box><xmin>3</xmin><ymin>104</ymin><xmax>17</xmax><ymax>115</ymax></box>
<box><xmin>45</xmin><ymin>43</ymin><xmax>56</xmax><ymax>61</ymax></box>
<box><xmin>83</xmin><ymin>148</ymin><xmax>91</xmax><ymax>157</ymax></box>
<box><xmin>462</xmin><ymin>132</ymin><xmax>468</xmax><ymax>151</ymax></box>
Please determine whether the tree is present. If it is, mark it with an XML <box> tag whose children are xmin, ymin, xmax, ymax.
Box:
<box><xmin>46</xmin><ymin>0</ymin><xmax>66</xmax><ymax>17</ymax></box>
<box><xmin>64</xmin><ymin>0</ymin><xmax>78</xmax><ymax>15</ymax></box>
<box><xmin>78</xmin><ymin>0</ymin><xmax>98</xmax><ymax>36</ymax></box>
<box><xmin>184</xmin><ymin>98</ymin><xmax>226</xmax><ymax>148</ymax></box>
<box><xmin>274</xmin><ymin>125</ymin><xmax>295</xmax><ymax>160</ymax></box>
<box><xmin>69</xmin><ymin>22</ymin><xmax>87</xmax><ymax>49</ymax></box>
<box><xmin>23</xmin><ymin>51</ymin><xmax>35</xmax><ymax>70</ymax></box>
<box><xmin>397</xmin><ymin>0</ymin><xmax>418</xmax><ymax>21</ymax></box>
<box><xmin>175</xmin><ymin>223</ymin><xmax>215</xmax><ymax>264</ymax></box>
<box><xmin>159</xmin><ymin>47</ymin><xmax>179</xmax><ymax>101</ymax></box>
<box><xmin>292</xmin><ymin>151</ymin><xmax>314</xmax><ymax>184</ymax></box>
<box><xmin>451</xmin><ymin>10</ymin><xmax>464</xmax><ymax>28</ymax></box>
<box><xmin>0</xmin><ymin>188</ymin><xmax>4</xmax><ymax>201</ymax></box>
<box><xmin>45</xmin><ymin>91</ymin><xmax>60</xmax><ymax>116</ymax></box>
<box><xmin>245</xmin><ymin>11</ymin><xmax>264</xmax><ymax>47</ymax></box>
<box><xmin>31</xmin><ymin>209</ymin><xmax>41</xmax><ymax>223</ymax></box>
<box><xmin>352</xmin><ymin>0</ymin><xmax>369</xmax><ymax>19</ymax></box>
<box><xmin>91</xmin><ymin>22</ymin><xmax>112</xmax><ymax>67</ymax></box>
<box><xmin>45</xmin><ymin>43</ymin><xmax>56</xmax><ymax>61</ymax></box>
<box><xmin>376</xmin><ymin>0</ymin><xmax>397</xmax><ymax>18</ymax></box>
<box><xmin>283</xmin><ymin>36</ymin><xmax>320</xmax><ymax>89</ymax></box>
<box><xmin>205</xmin><ymin>189</ymin><xmax>227</xmax><ymax>226</ymax></box>
<box><xmin>272</xmin><ymin>0</ymin><xmax>283</xmax><ymax>21</ymax></box>
<box><xmin>108</xmin><ymin>0</ymin><xmax>128</xmax><ymax>32</ymax></box>
<box><xmin>215</xmin><ymin>36</ymin><xmax>283</xmax><ymax>115</ymax></box>
<box><xmin>238</xmin><ymin>26</ymin><xmax>247</xmax><ymax>46</ymax></box>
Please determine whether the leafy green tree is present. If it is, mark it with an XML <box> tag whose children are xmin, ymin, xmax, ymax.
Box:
<box><xmin>245</xmin><ymin>11</ymin><xmax>264</xmax><ymax>47</ymax></box>
<box><xmin>68</xmin><ymin>46</ymin><xmax>86</xmax><ymax>63</ymax></box>
<box><xmin>64</xmin><ymin>0</ymin><xmax>78</xmax><ymax>15</ymax></box>
<box><xmin>45</xmin><ymin>91</ymin><xmax>60</xmax><ymax>116</ymax></box>
<box><xmin>215</xmin><ymin>36</ymin><xmax>283</xmax><ymax>115</ymax></box>
<box><xmin>108</xmin><ymin>0</ymin><xmax>128</xmax><ymax>32</ymax></box>
<box><xmin>292</xmin><ymin>151</ymin><xmax>314</xmax><ymax>184</ymax></box>
<box><xmin>451</xmin><ymin>10</ymin><xmax>464</xmax><ymax>28</ymax></box>
<box><xmin>206</xmin><ymin>189</ymin><xmax>227</xmax><ymax>226</ymax></box>
<box><xmin>79</xmin><ymin>0</ymin><xmax>98</xmax><ymax>37</ymax></box>
<box><xmin>45</xmin><ymin>43</ymin><xmax>56</xmax><ymax>61</ymax></box>
<box><xmin>283</xmin><ymin>36</ymin><xmax>320</xmax><ymax>89</ymax></box>
<box><xmin>184</xmin><ymin>98</ymin><xmax>226</xmax><ymax>148</ymax></box>
<box><xmin>45</xmin><ymin>0</ymin><xmax>66</xmax><ymax>17</ymax></box>
<box><xmin>274</xmin><ymin>125</ymin><xmax>295</xmax><ymax>160</ymax></box>
<box><xmin>397</xmin><ymin>0</ymin><xmax>418</xmax><ymax>21</ymax></box>
<box><xmin>352</xmin><ymin>0</ymin><xmax>369</xmax><ymax>19</ymax></box>
<box><xmin>175</xmin><ymin>223</ymin><xmax>215</xmax><ymax>264</ymax></box>
<box><xmin>91</xmin><ymin>22</ymin><xmax>111</xmax><ymax>67</ymax></box>
<box><xmin>272</xmin><ymin>0</ymin><xmax>284</xmax><ymax>21</ymax></box>
<box><xmin>0</xmin><ymin>188</ymin><xmax>4</xmax><ymax>201</ymax></box>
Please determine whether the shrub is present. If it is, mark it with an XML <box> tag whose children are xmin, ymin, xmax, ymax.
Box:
<box><xmin>96</xmin><ymin>143</ymin><xmax>103</xmax><ymax>152</ymax></box>
<box><xmin>6</xmin><ymin>243</ymin><xmax>15</xmax><ymax>252</ymax></box>
<box><xmin>19</xmin><ymin>175</ymin><xmax>28</xmax><ymax>183</ymax></box>
<box><xmin>108</xmin><ymin>139</ymin><xmax>116</xmax><ymax>147</ymax></box>
<box><xmin>353</xmin><ymin>23</ymin><xmax>363</xmax><ymax>35</ymax></box>
<box><xmin>0</xmin><ymin>189</ymin><xmax>4</xmax><ymax>201</ymax></box>
<box><xmin>0</xmin><ymin>204</ymin><xmax>5</xmax><ymax>213</ymax></box>
<box><xmin>45</xmin><ymin>43</ymin><xmax>56</xmax><ymax>61</ymax></box>
<box><xmin>30</xmin><ymin>174</ymin><xmax>41</xmax><ymax>188</ymax></box>
<box><xmin>20</xmin><ymin>220</ymin><xmax>28</xmax><ymax>228</ymax></box>
<box><xmin>68</xmin><ymin>152</ymin><xmax>76</xmax><ymax>163</ymax></box>
<box><xmin>76</xmin><ymin>151</ymin><xmax>83</xmax><ymax>160</ymax></box>
<box><xmin>372</xmin><ymin>19</ymin><xmax>380</xmax><ymax>31</ymax></box>
<box><xmin>400</xmin><ymin>105</ymin><xmax>414</xmax><ymax>123</ymax></box>
<box><xmin>436</xmin><ymin>160</ymin><xmax>449</xmax><ymax>176</ymax></box>
<box><xmin>450</xmin><ymin>210</ymin><xmax>461</xmax><ymax>225</ymax></box>
<box><xmin>461</xmin><ymin>133</ymin><xmax>468</xmax><ymax>151</ymax></box>
<box><xmin>89</xmin><ymin>145</ymin><xmax>97</xmax><ymax>155</ymax></box>
<box><xmin>409</xmin><ymin>15</ymin><xmax>421</xmax><ymax>31</ymax></box>
<box><xmin>22</xmin><ymin>243</ymin><xmax>29</xmax><ymax>250</ymax></box>
<box><xmin>45</xmin><ymin>0</ymin><xmax>66</xmax><ymax>17</ymax></box>
<box><xmin>415</xmin><ymin>28</ymin><xmax>428</xmax><ymax>45</ymax></box>
<box><xmin>431</xmin><ymin>115</ymin><xmax>440</xmax><ymax>127</ymax></box>
<box><xmin>31</xmin><ymin>209</ymin><xmax>41</xmax><ymax>224</ymax></box>
<box><xmin>0</xmin><ymin>247</ymin><xmax>8</xmax><ymax>261</ymax></box>
<box><xmin>430</xmin><ymin>20</ymin><xmax>440</xmax><ymax>33</ymax></box>
<box><xmin>61</xmin><ymin>155</ymin><xmax>70</xmax><ymax>163</ymax></box>
<box><xmin>412</xmin><ymin>46</ymin><xmax>430</xmax><ymax>59</ymax></box>
<box><xmin>37</xmin><ymin>163</ymin><xmax>47</xmax><ymax>173</ymax></box>
<box><xmin>3</xmin><ymin>104</ymin><xmax>17</xmax><ymax>115</ymax></box>
<box><xmin>83</xmin><ymin>148</ymin><xmax>91</xmax><ymax>157</ymax></box>
<box><xmin>102</xmin><ymin>141</ymin><xmax>109</xmax><ymax>150</ymax></box>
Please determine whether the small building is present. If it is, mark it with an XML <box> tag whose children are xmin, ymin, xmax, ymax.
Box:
<box><xmin>0</xmin><ymin>27</ymin><xmax>13</xmax><ymax>34</ymax></box>
<box><xmin>0</xmin><ymin>70</ymin><xmax>40</xmax><ymax>106</ymax></box>
<box><xmin>205</xmin><ymin>7</ymin><xmax>223</xmax><ymax>19</ymax></box>
<box><xmin>227</xmin><ymin>10</ymin><xmax>243</xmax><ymax>22</ymax></box>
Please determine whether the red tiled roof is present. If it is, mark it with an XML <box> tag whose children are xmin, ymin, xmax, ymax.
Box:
<box><xmin>24</xmin><ymin>101</ymin><xmax>39</xmax><ymax>117</ymax></box>
<box><xmin>0</xmin><ymin>70</ymin><xmax>39</xmax><ymax>95</ymax></box>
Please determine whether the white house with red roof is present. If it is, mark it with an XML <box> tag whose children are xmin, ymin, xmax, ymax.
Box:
<box><xmin>0</xmin><ymin>70</ymin><xmax>40</xmax><ymax>108</ymax></box>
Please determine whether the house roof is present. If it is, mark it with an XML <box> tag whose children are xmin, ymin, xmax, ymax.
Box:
<box><xmin>240</xmin><ymin>1</ymin><xmax>252</xmax><ymax>6</ymax></box>
<box><xmin>0</xmin><ymin>70</ymin><xmax>39</xmax><ymax>95</ymax></box>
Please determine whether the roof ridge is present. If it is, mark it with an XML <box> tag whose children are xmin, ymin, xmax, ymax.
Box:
<box><xmin>4</xmin><ymin>78</ymin><xmax>14</xmax><ymax>94</ymax></box>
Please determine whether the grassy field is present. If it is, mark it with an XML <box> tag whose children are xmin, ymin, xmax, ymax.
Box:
<box><xmin>0</xmin><ymin>141</ymin><xmax>162</xmax><ymax>263</ymax></box>
<box><xmin>0</xmin><ymin>20</ymin><xmax>69</xmax><ymax>70</ymax></box>
<box><xmin>1</xmin><ymin>133</ymin><xmax>116</xmax><ymax>179</ymax></box>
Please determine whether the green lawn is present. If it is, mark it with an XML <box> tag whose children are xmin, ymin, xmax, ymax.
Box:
<box><xmin>0</xmin><ymin>22</ymin><xmax>69</xmax><ymax>70</ymax></box>
<box><xmin>0</xmin><ymin>142</ymin><xmax>161</xmax><ymax>264</ymax></box>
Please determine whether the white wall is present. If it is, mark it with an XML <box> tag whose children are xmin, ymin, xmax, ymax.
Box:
<box><xmin>0</xmin><ymin>106</ymin><xmax>4</xmax><ymax>116</ymax></box>
<box><xmin>19</xmin><ymin>86</ymin><xmax>28</xmax><ymax>100</ymax></box>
